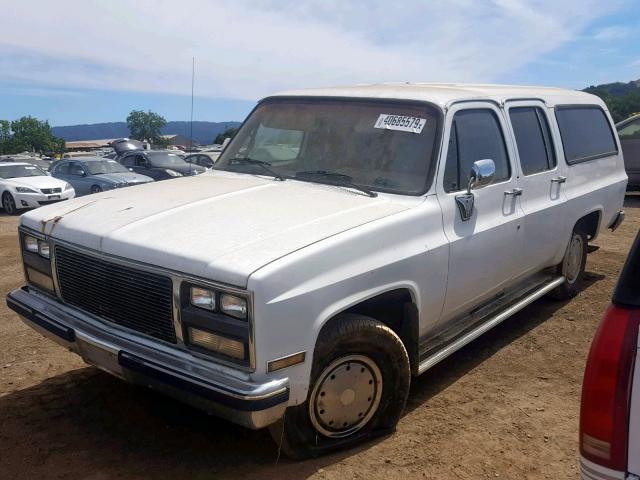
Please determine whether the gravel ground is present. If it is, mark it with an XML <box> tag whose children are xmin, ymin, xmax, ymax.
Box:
<box><xmin>1</xmin><ymin>197</ymin><xmax>638</xmax><ymax>480</ymax></box>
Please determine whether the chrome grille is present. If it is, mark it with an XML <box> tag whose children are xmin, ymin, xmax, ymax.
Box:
<box><xmin>55</xmin><ymin>246</ymin><xmax>176</xmax><ymax>343</ymax></box>
<box><xmin>41</xmin><ymin>188</ymin><xmax>62</xmax><ymax>194</ymax></box>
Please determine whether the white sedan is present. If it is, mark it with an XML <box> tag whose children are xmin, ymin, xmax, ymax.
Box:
<box><xmin>0</xmin><ymin>162</ymin><xmax>75</xmax><ymax>215</ymax></box>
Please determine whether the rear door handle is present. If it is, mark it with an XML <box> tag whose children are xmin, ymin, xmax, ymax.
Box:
<box><xmin>551</xmin><ymin>176</ymin><xmax>567</xmax><ymax>184</ymax></box>
<box><xmin>504</xmin><ymin>188</ymin><xmax>523</xmax><ymax>197</ymax></box>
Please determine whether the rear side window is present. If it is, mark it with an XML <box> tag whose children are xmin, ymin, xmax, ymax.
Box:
<box><xmin>443</xmin><ymin>109</ymin><xmax>510</xmax><ymax>193</ymax></box>
<box><xmin>54</xmin><ymin>162</ymin><xmax>70</xmax><ymax>175</ymax></box>
<box><xmin>555</xmin><ymin>106</ymin><xmax>617</xmax><ymax>164</ymax></box>
<box><xmin>509</xmin><ymin>107</ymin><xmax>556</xmax><ymax>175</ymax></box>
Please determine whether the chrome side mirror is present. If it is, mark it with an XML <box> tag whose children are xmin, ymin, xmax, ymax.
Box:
<box><xmin>466</xmin><ymin>159</ymin><xmax>496</xmax><ymax>194</ymax></box>
<box><xmin>456</xmin><ymin>159</ymin><xmax>496</xmax><ymax>222</ymax></box>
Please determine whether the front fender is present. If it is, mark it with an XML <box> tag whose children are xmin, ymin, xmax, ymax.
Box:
<box><xmin>247</xmin><ymin>197</ymin><xmax>448</xmax><ymax>404</ymax></box>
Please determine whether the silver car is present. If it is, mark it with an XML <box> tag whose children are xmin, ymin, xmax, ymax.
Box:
<box><xmin>50</xmin><ymin>157</ymin><xmax>154</xmax><ymax>196</ymax></box>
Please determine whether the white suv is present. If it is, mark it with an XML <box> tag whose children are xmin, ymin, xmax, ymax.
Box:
<box><xmin>6</xmin><ymin>83</ymin><xmax>627</xmax><ymax>458</ymax></box>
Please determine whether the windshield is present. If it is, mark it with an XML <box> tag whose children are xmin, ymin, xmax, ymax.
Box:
<box><xmin>85</xmin><ymin>160</ymin><xmax>130</xmax><ymax>175</ymax></box>
<box><xmin>215</xmin><ymin>98</ymin><xmax>441</xmax><ymax>195</ymax></box>
<box><xmin>146</xmin><ymin>152</ymin><xmax>189</xmax><ymax>167</ymax></box>
<box><xmin>0</xmin><ymin>164</ymin><xmax>47</xmax><ymax>179</ymax></box>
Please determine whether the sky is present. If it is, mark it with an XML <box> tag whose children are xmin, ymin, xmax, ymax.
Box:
<box><xmin>0</xmin><ymin>0</ymin><xmax>639</xmax><ymax>126</ymax></box>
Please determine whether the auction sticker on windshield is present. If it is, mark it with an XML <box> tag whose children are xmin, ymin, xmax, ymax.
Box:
<box><xmin>374</xmin><ymin>114</ymin><xmax>427</xmax><ymax>133</ymax></box>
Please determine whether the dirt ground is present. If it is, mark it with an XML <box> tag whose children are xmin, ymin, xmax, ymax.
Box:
<box><xmin>1</xmin><ymin>198</ymin><xmax>638</xmax><ymax>480</ymax></box>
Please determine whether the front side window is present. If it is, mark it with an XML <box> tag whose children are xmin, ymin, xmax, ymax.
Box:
<box><xmin>69</xmin><ymin>162</ymin><xmax>85</xmax><ymax>176</ymax></box>
<box><xmin>146</xmin><ymin>152</ymin><xmax>188</xmax><ymax>167</ymax></box>
<box><xmin>215</xmin><ymin>98</ymin><xmax>442</xmax><ymax>195</ymax></box>
<box><xmin>555</xmin><ymin>106</ymin><xmax>617</xmax><ymax>164</ymax></box>
<box><xmin>85</xmin><ymin>160</ymin><xmax>130</xmax><ymax>175</ymax></box>
<box><xmin>443</xmin><ymin>109</ymin><xmax>510</xmax><ymax>193</ymax></box>
<box><xmin>509</xmin><ymin>107</ymin><xmax>556</xmax><ymax>176</ymax></box>
<box><xmin>618</xmin><ymin>118</ymin><xmax>640</xmax><ymax>140</ymax></box>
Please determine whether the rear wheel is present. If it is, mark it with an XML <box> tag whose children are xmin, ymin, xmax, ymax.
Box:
<box><xmin>549</xmin><ymin>229</ymin><xmax>588</xmax><ymax>300</ymax></box>
<box><xmin>91</xmin><ymin>185</ymin><xmax>102</xmax><ymax>194</ymax></box>
<box><xmin>269</xmin><ymin>314</ymin><xmax>410</xmax><ymax>459</ymax></box>
<box><xmin>2</xmin><ymin>192</ymin><xmax>17</xmax><ymax>215</ymax></box>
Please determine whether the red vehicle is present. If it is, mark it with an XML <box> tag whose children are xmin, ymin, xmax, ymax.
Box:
<box><xmin>580</xmin><ymin>231</ymin><xmax>640</xmax><ymax>479</ymax></box>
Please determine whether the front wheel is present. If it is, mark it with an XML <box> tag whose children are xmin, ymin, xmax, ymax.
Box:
<box><xmin>549</xmin><ymin>229</ymin><xmax>588</xmax><ymax>300</ymax></box>
<box><xmin>91</xmin><ymin>185</ymin><xmax>102</xmax><ymax>194</ymax></box>
<box><xmin>2</xmin><ymin>192</ymin><xmax>18</xmax><ymax>215</ymax></box>
<box><xmin>269</xmin><ymin>314</ymin><xmax>411</xmax><ymax>459</ymax></box>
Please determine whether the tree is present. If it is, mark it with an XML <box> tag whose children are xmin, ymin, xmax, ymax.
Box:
<box><xmin>126</xmin><ymin>110</ymin><xmax>167</xmax><ymax>144</ymax></box>
<box><xmin>214</xmin><ymin>127</ymin><xmax>238</xmax><ymax>145</ymax></box>
<box><xmin>0</xmin><ymin>120</ymin><xmax>11</xmax><ymax>154</ymax></box>
<box><xmin>0</xmin><ymin>116</ymin><xmax>65</xmax><ymax>155</ymax></box>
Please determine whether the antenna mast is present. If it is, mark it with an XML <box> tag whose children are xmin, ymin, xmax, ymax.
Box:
<box><xmin>189</xmin><ymin>57</ymin><xmax>195</xmax><ymax>153</ymax></box>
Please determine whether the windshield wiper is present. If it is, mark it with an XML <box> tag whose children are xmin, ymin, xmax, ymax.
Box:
<box><xmin>295</xmin><ymin>170</ymin><xmax>377</xmax><ymax>197</ymax></box>
<box><xmin>228</xmin><ymin>157</ymin><xmax>285</xmax><ymax>181</ymax></box>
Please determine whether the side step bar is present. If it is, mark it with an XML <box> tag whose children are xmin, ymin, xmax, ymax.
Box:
<box><xmin>417</xmin><ymin>276</ymin><xmax>565</xmax><ymax>375</ymax></box>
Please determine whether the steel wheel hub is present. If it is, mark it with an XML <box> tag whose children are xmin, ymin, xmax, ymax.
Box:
<box><xmin>309</xmin><ymin>354</ymin><xmax>383</xmax><ymax>438</ymax></box>
<box><xmin>564</xmin><ymin>234</ymin><xmax>584</xmax><ymax>284</ymax></box>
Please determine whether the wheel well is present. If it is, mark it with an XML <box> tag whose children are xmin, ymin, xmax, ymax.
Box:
<box><xmin>319</xmin><ymin>289</ymin><xmax>419</xmax><ymax>373</ymax></box>
<box><xmin>575</xmin><ymin>210</ymin><xmax>601</xmax><ymax>241</ymax></box>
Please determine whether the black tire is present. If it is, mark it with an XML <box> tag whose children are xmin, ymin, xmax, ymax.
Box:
<box><xmin>2</xmin><ymin>192</ymin><xmax>18</xmax><ymax>215</ymax></box>
<box><xmin>269</xmin><ymin>314</ymin><xmax>411</xmax><ymax>459</ymax></box>
<box><xmin>549</xmin><ymin>229</ymin><xmax>588</xmax><ymax>300</ymax></box>
<box><xmin>91</xmin><ymin>185</ymin><xmax>102</xmax><ymax>194</ymax></box>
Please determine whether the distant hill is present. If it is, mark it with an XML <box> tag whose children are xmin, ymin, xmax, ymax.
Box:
<box><xmin>583</xmin><ymin>79</ymin><xmax>640</xmax><ymax>122</ymax></box>
<box><xmin>52</xmin><ymin>121</ymin><xmax>241</xmax><ymax>145</ymax></box>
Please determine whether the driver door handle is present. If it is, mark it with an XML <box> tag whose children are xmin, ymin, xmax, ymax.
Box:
<box><xmin>504</xmin><ymin>188</ymin><xmax>523</xmax><ymax>197</ymax></box>
<box><xmin>551</xmin><ymin>176</ymin><xmax>567</xmax><ymax>184</ymax></box>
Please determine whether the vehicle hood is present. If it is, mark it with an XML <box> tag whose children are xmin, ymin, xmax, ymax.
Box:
<box><xmin>21</xmin><ymin>172</ymin><xmax>418</xmax><ymax>287</ymax></box>
<box><xmin>93</xmin><ymin>172</ymin><xmax>153</xmax><ymax>184</ymax></box>
<box><xmin>4</xmin><ymin>175</ymin><xmax>68</xmax><ymax>190</ymax></box>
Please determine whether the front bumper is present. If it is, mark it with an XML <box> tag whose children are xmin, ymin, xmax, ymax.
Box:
<box><xmin>6</xmin><ymin>287</ymin><xmax>289</xmax><ymax>429</ymax></box>
<box><xmin>13</xmin><ymin>190</ymin><xmax>75</xmax><ymax>209</ymax></box>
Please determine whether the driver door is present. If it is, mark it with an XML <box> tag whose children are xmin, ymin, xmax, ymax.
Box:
<box><xmin>436</xmin><ymin>102</ymin><xmax>524</xmax><ymax>324</ymax></box>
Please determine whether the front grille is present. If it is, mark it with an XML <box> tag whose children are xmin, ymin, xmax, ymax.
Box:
<box><xmin>55</xmin><ymin>246</ymin><xmax>176</xmax><ymax>343</ymax></box>
<box><xmin>41</xmin><ymin>188</ymin><xmax>62</xmax><ymax>194</ymax></box>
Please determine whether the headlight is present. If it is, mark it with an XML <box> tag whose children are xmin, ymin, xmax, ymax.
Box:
<box><xmin>23</xmin><ymin>234</ymin><xmax>50</xmax><ymax>258</ymax></box>
<box><xmin>64</xmin><ymin>183</ymin><xmax>73</xmax><ymax>191</ymax></box>
<box><xmin>165</xmin><ymin>169</ymin><xmax>183</xmax><ymax>177</ymax></box>
<box><xmin>24</xmin><ymin>235</ymin><xmax>39</xmax><ymax>253</ymax></box>
<box><xmin>16</xmin><ymin>187</ymin><xmax>38</xmax><ymax>193</ymax></box>
<box><xmin>190</xmin><ymin>286</ymin><xmax>215</xmax><ymax>310</ymax></box>
<box><xmin>220</xmin><ymin>294</ymin><xmax>248</xmax><ymax>319</ymax></box>
<box><xmin>38</xmin><ymin>240</ymin><xmax>50</xmax><ymax>258</ymax></box>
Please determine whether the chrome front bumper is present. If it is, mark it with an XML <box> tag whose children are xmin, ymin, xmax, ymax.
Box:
<box><xmin>6</xmin><ymin>287</ymin><xmax>289</xmax><ymax>430</ymax></box>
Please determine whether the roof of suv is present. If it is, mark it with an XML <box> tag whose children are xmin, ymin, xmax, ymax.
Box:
<box><xmin>269</xmin><ymin>83</ymin><xmax>601</xmax><ymax>109</ymax></box>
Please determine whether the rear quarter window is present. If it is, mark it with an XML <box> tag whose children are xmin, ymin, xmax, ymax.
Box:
<box><xmin>555</xmin><ymin>106</ymin><xmax>618</xmax><ymax>164</ymax></box>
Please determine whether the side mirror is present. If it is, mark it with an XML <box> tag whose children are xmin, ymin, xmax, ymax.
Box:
<box><xmin>466</xmin><ymin>159</ymin><xmax>496</xmax><ymax>194</ymax></box>
<box><xmin>456</xmin><ymin>159</ymin><xmax>496</xmax><ymax>222</ymax></box>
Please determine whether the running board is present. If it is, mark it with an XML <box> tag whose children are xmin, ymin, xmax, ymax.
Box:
<box><xmin>417</xmin><ymin>276</ymin><xmax>565</xmax><ymax>375</ymax></box>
